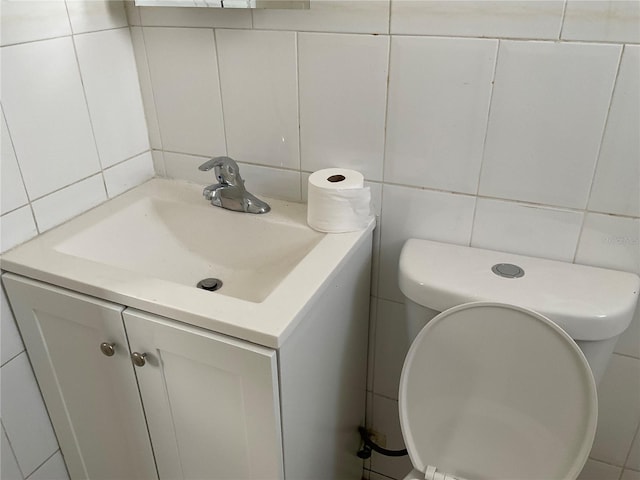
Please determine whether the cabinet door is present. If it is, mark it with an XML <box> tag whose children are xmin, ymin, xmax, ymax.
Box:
<box><xmin>2</xmin><ymin>274</ymin><xmax>158</xmax><ymax>480</ymax></box>
<box><xmin>123</xmin><ymin>309</ymin><xmax>284</xmax><ymax>480</ymax></box>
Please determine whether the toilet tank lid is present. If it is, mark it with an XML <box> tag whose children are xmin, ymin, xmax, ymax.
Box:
<box><xmin>398</xmin><ymin>239</ymin><xmax>640</xmax><ymax>341</ymax></box>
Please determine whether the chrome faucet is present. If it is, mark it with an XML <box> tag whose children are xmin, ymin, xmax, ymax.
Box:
<box><xmin>198</xmin><ymin>156</ymin><xmax>270</xmax><ymax>214</ymax></box>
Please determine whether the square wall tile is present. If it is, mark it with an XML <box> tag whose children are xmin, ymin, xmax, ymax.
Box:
<box><xmin>615</xmin><ymin>305</ymin><xmax>640</xmax><ymax>359</ymax></box>
<box><xmin>252</xmin><ymin>0</ymin><xmax>390</xmax><ymax>34</ymax></box>
<box><xmin>32</xmin><ymin>174</ymin><xmax>106</xmax><ymax>232</ymax></box>
<box><xmin>299</xmin><ymin>33</ymin><xmax>388</xmax><ymax>181</ymax></box>
<box><xmin>384</xmin><ymin>36</ymin><xmax>497</xmax><ymax>194</ymax></box>
<box><xmin>216</xmin><ymin>29</ymin><xmax>299</xmax><ymax>169</ymax></box>
<box><xmin>163</xmin><ymin>151</ymin><xmax>210</xmax><ymax>184</ymax></box>
<box><xmin>575</xmin><ymin>213</ymin><xmax>640</xmax><ymax>274</ymax></box>
<box><xmin>480</xmin><ymin>41</ymin><xmax>620</xmax><ymax>209</ymax></box>
<box><xmin>590</xmin><ymin>354</ymin><xmax>640</xmax><ymax>466</ymax></box>
<box><xmin>28</xmin><ymin>451</ymin><xmax>69</xmax><ymax>480</ymax></box>
<box><xmin>471</xmin><ymin>198</ymin><xmax>583</xmax><ymax>262</ymax></box>
<box><xmin>562</xmin><ymin>0</ymin><xmax>640</xmax><ymax>44</ymax></box>
<box><xmin>130</xmin><ymin>27</ymin><xmax>162</xmax><ymax>150</ymax></box>
<box><xmin>577</xmin><ymin>459</ymin><xmax>622</xmax><ymax>480</ymax></box>
<box><xmin>370</xmin><ymin>394</ymin><xmax>413</xmax><ymax>480</ymax></box>
<box><xmin>0</xmin><ymin>0</ymin><xmax>70</xmax><ymax>46</ymax></box>
<box><xmin>65</xmin><ymin>0</ymin><xmax>127</xmax><ymax>33</ymax></box>
<box><xmin>75</xmin><ymin>28</ymin><xmax>150</xmax><ymax>168</ymax></box>
<box><xmin>104</xmin><ymin>152</ymin><xmax>154</xmax><ymax>198</ymax></box>
<box><xmin>373</xmin><ymin>299</ymin><xmax>409</xmax><ymax>400</ymax></box>
<box><xmin>1</xmin><ymin>37</ymin><xmax>101</xmax><ymax>199</ymax></box>
<box><xmin>1</xmin><ymin>426</ymin><xmax>23</xmax><ymax>480</ymax></box>
<box><xmin>143</xmin><ymin>27</ymin><xmax>226</xmax><ymax>156</ymax></box>
<box><xmin>588</xmin><ymin>45</ymin><xmax>640</xmax><ymax>218</ymax></box>
<box><xmin>237</xmin><ymin>163</ymin><xmax>301</xmax><ymax>202</ymax></box>
<box><xmin>1</xmin><ymin>286</ymin><xmax>24</xmax><ymax>366</ymax></box>
<box><xmin>378</xmin><ymin>184</ymin><xmax>475</xmax><ymax>303</ymax></box>
<box><xmin>391</xmin><ymin>0</ymin><xmax>565</xmax><ymax>39</ymax></box>
<box><xmin>0</xmin><ymin>206</ymin><xmax>38</xmax><ymax>254</ymax></box>
<box><xmin>622</xmin><ymin>470</ymin><xmax>640</xmax><ymax>480</ymax></box>
<box><xmin>139</xmin><ymin>6</ymin><xmax>251</xmax><ymax>28</ymax></box>
<box><xmin>1</xmin><ymin>110</ymin><xmax>28</xmax><ymax>215</ymax></box>
<box><xmin>1</xmin><ymin>353</ymin><xmax>59</xmax><ymax>477</ymax></box>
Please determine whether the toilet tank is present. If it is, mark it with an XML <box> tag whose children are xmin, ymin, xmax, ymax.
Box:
<box><xmin>398</xmin><ymin>239</ymin><xmax>640</xmax><ymax>383</ymax></box>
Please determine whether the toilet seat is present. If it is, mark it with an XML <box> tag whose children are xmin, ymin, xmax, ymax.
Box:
<box><xmin>399</xmin><ymin>302</ymin><xmax>597</xmax><ymax>480</ymax></box>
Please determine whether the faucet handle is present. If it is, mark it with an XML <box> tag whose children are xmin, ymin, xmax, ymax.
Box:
<box><xmin>198</xmin><ymin>156</ymin><xmax>237</xmax><ymax>172</ymax></box>
<box><xmin>198</xmin><ymin>156</ymin><xmax>242</xmax><ymax>187</ymax></box>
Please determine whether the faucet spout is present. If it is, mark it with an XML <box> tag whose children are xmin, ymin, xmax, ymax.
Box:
<box><xmin>198</xmin><ymin>157</ymin><xmax>270</xmax><ymax>214</ymax></box>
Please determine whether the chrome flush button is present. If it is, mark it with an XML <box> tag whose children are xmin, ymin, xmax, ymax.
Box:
<box><xmin>492</xmin><ymin>263</ymin><xmax>525</xmax><ymax>279</ymax></box>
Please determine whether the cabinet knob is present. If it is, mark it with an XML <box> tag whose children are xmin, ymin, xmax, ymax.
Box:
<box><xmin>131</xmin><ymin>352</ymin><xmax>148</xmax><ymax>367</ymax></box>
<box><xmin>100</xmin><ymin>342</ymin><xmax>116</xmax><ymax>357</ymax></box>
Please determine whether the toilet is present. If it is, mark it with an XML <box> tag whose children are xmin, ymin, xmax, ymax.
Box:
<box><xmin>397</xmin><ymin>239</ymin><xmax>640</xmax><ymax>480</ymax></box>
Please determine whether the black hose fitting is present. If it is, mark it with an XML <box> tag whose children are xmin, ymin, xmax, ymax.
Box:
<box><xmin>356</xmin><ymin>426</ymin><xmax>408</xmax><ymax>459</ymax></box>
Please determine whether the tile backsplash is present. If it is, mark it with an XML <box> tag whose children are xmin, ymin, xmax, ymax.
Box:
<box><xmin>0</xmin><ymin>1</ymin><xmax>638</xmax><ymax>480</ymax></box>
<box><xmin>127</xmin><ymin>2</ymin><xmax>639</xmax><ymax>479</ymax></box>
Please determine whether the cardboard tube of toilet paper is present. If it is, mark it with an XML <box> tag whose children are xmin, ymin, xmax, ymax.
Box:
<box><xmin>307</xmin><ymin>168</ymin><xmax>373</xmax><ymax>233</ymax></box>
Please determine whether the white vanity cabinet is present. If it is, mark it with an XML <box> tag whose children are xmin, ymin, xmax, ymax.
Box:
<box><xmin>3</xmin><ymin>274</ymin><xmax>283</xmax><ymax>480</ymax></box>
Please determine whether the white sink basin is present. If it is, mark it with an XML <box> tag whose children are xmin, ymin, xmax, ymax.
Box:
<box><xmin>55</xmin><ymin>195</ymin><xmax>322</xmax><ymax>303</ymax></box>
<box><xmin>1</xmin><ymin>179</ymin><xmax>374</xmax><ymax>347</ymax></box>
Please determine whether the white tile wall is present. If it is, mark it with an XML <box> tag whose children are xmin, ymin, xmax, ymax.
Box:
<box><xmin>0</xmin><ymin>3</ymin><xmax>152</xmax><ymax>478</ymax></box>
<box><xmin>0</xmin><ymin>0</ymin><xmax>71</xmax><ymax>46</ymax></box>
<box><xmin>590</xmin><ymin>354</ymin><xmax>640</xmax><ymax>466</ymax></box>
<box><xmin>384</xmin><ymin>36</ymin><xmax>497</xmax><ymax>194</ymax></box>
<box><xmin>588</xmin><ymin>45</ymin><xmax>640</xmax><ymax>218</ymax></box>
<box><xmin>479</xmin><ymin>40</ymin><xmax>621</xmax><ymax>209</ymax></box>
<box><xmin>1</xmin><ymin>111</ymin><xmax>28</xmax><ymax>215</ymax></box>
<box><xmin>74</xmin><ymin>28</ymin><xmax>150</xmax><ymax>168</ymax></box>
<box><xmin>2</xmin><ymin>37</ymin><xmax>102</xmax><ymax>199</ymax></box>
<box><xmin>471</xmin><ymin>198</ymin><xmax>584</xmax><ymax>262</ymax></box>
<box><xmin>252</xmin><ymin>0</ymin><xmax>390</xmax><ymax>34</ymax></box>
<box><xmin>577</xmin><ymin>459</ymin><xmax>622</xmax><ymax>480</ymax></box>
<box><xmin>390</xmin><ymin>0</ymin><xmax>565</xmax><ymax>39</ymax></box>
<box><xmin>103</xmin><ymin>152</ymin><xmax>155</xmax><ymax>198</ymax></box>
<box><xmin>66</xmin><ymin>0</ymin><xmax>128</xmax><ymax>34</ymax></box>
<box><xmin>142</xmin><ymin>26</ymin><xmax>226</xmax><ymax>155</ymax></box>
<box><xmin>1</xmin><ymin>353</ymin><xmax>60</xmax><ymax>476</ymax></box>
<box><xmin>562</xmin><ymin>0</ymin><xmax>640</xmax><ymax>44</ymax></box>
<box><xmin>298</xmin><ymin>33</ymin><xmax>389</xmax><ymax>181</ymax></box>
<box><xmin>216</xmin><ymin>29</ymin><xmax>299</xmax><ymax>168</ymax></box>
<box><xmin>31</xmin><ymin>174</ymin><xmax>107</xmax><ymax>232</ymax></box>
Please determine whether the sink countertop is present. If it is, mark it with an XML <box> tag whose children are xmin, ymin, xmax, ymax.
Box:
<box><xmin>1</xmin><ymin>179</ymin><xmax>375</xmax><ymax>348</ymax></box>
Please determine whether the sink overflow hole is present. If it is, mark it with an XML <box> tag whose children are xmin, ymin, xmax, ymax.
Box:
<box><xmin>197</xmin><ymin>278</ymin><xmax>223</xmax><ymax>292</ymax></box>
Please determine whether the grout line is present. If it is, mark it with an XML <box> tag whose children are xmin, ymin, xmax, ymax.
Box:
<box><xmin>295</xmin><ymin>31</ymin><xmax>304</xmax><ymax>200</ymax></box>
<box><xmin>138</xmin><ymin>25</ymin><xmax>165</xmax><ymax>151</ymax></box>
<box><xmin>622</xmin><ymin>423</ymin><xmax>640</xmax><ymax>477</ymax></box>
<box><xmin>469</xmin><ymin>38</ymin><xmax>501</xmax><ymax>247</ymax></box>
<box><xmin>613</xmin><ymin>351</ymin><xmax>640</xmax><ymax>361</ymax></box>
<box><xmin>1</xmin><ymin>422</ymin><xmax>27</xmax><ymax>480</ymax></box>
<box><xmin>0</xmin><ymin>349</ymin><xmax>26</xmax><ymax>369</ymax></box>
<box><xmin>65</xmin><ymin>2</ymin><xmax>109</xmax><ymax>198</ymax></box>
<box><xmin>558</xmin><ymin>0</ymin><xmax>569</xmax><ymax>40</ymax></box>
<box><xmin>130</xmin><ymin>25</ymin><xmax>639</xmax><ymax>46</ymax></box>
<box><xmin>153</xmin><ymin>149</ymin><xmax>640</xmax><ymax>221</ymax></box>
<box><xmin>387</xmin><ymin>0</ymin><xmax>392</xmax><ymax>35</ymax></box>
<box><xmin>24</xmin><ymin>449</ymin><xmax>61</xmax><ymax>480</ymax></box>
<box><xmin>572</xmin><ymin>44</ymin><xmax>625</xmax><ymax>264</ymax></box>
<box><xmin>212</xmin><ymin>28</ymin><xmax>230</xmax><ymax>156</ymax></box>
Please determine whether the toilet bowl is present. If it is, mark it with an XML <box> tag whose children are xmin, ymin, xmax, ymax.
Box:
<box><xmin>397</xmin><ymin>239</ymin><xmax>640</xmax><ymax>480</ymax></box>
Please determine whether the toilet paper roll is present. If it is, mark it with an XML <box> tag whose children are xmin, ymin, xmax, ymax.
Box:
<box><xmin>307</xmin><ymin>168</ymin><xmax>373</xmax><ymax>233</ymax></box>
